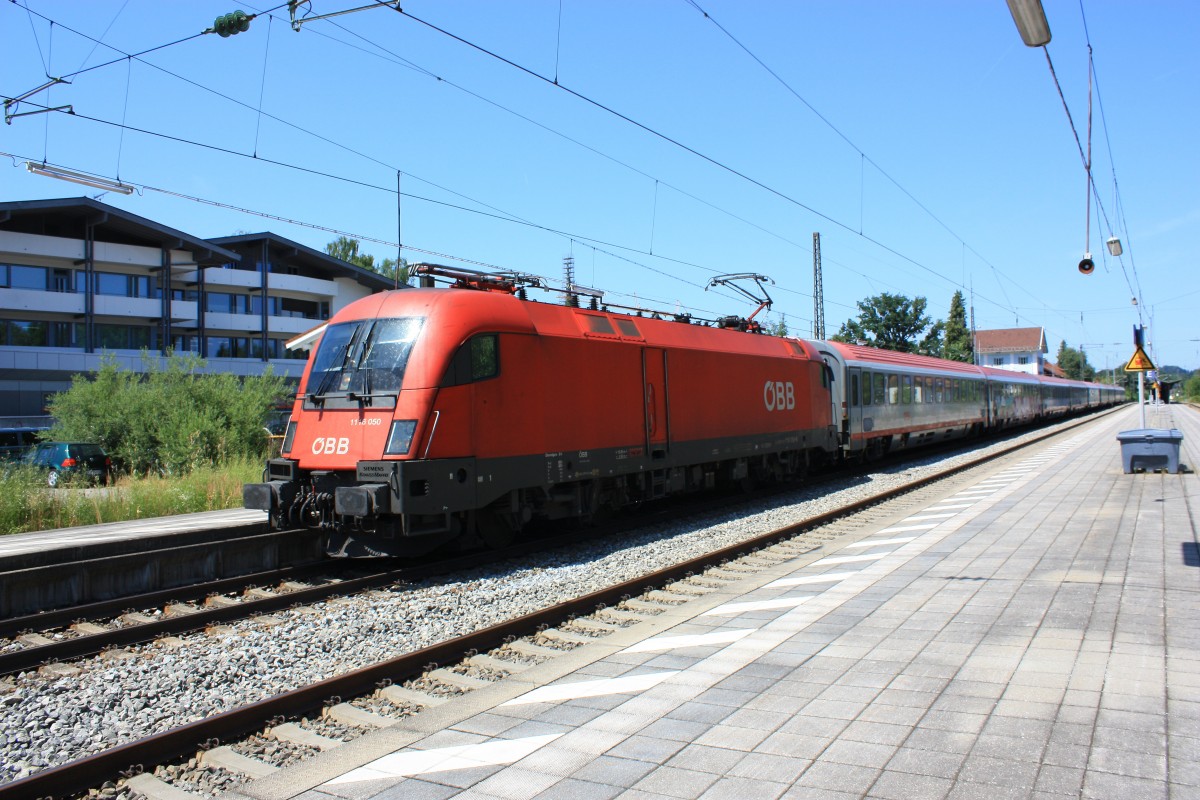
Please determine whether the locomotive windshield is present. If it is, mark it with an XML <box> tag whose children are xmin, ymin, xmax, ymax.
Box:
<box><xmin>305</xmin><ymin>317</ymin><xmax>424</xmax><ymax>408</ymax></box>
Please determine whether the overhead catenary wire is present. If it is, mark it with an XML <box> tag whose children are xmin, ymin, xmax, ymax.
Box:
<box><xmin>10</xmin><ymin>0</ymin><xmax>1021</xmax><ymax>328</ymax></box>
<box><xmin>5</xmin><ymin>2</ymin><xmax>1102</xmax><ymax>341</ymax></box>
<box><xmin>380</xmin><ymin>5</ymin><xmax>1065</xmax><ymax>332</ymax></box>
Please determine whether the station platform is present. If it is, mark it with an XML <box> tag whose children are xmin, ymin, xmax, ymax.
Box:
<box><xmin>0</xmin><ymin>508</ymin><xmax>268</xmax><ymax>571</ymax></box>
<box><xmin>230</xmin><ymin>402</ymin><xmax>1200</xmax><ymax>800</ymax></box>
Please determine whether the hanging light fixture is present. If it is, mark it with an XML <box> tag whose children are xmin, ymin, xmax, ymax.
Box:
<box><xmin>1006</xmin><ymin>0</ymin><xmax>1052</xmax><ymax>47</ymax></box>
<box><xmin>25</xmin><ymin>162</ymin><xmax>134</xmax><ymax>195</ymax></box>
<box><xmin>1106</xmin><ymin>236</ymin><xmax>1123</xmax><ymax>256</ymax></box>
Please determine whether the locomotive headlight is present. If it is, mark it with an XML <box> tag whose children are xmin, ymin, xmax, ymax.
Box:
<box><xmin>385</xmin><ymin>420</ymin><xmax>417</xmax><ymax>455</ymax></box>
<box><xmin>281</xmin><ymin>421</ymin><xmax>297</xmax><ymax>455</ymax></box>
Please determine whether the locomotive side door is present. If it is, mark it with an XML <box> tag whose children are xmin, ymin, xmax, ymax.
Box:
<box><xmin>642</xmin><ymin>347</ymin><xmax>670</xmax><ymax>456</ymax></box>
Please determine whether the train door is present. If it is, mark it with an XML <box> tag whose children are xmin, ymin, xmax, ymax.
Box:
<box><xmin>642</xmin><ymin>347</ymin><xmax>670</xmax><ymax>456</ymax></box>
<box><xmin>847</xmin><ymin>366</ymin><xmax>862</xmax><ymax>451</ymax></box>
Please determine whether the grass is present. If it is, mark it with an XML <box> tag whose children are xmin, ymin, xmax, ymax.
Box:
<box><xmin>0</xmin><ymin>456</ymin><xmax>266</xmax><ymax>535</ymax></box>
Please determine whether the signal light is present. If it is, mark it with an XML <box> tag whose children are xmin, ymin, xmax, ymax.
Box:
<box><xmin>213</xmin><ymin>10</ymin><xmax>252</xmax><ymax>37</ymax></box>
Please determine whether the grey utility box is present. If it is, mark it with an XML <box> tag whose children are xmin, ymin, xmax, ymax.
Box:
<box><xmin>1116</xmin><ymin>428</ymin><xmax>1184</xmax><ymax>474</ymax></box>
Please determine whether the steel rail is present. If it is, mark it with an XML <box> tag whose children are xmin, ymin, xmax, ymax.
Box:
<box><xmin>0</xmin><ymin>407</ymin><xmax>1121</xmax><ymax>800</ymax></box>
<box><xmin>0</xmin><ymin>559</ymin><xmax>326</xmax><ymax>639</ymax></box>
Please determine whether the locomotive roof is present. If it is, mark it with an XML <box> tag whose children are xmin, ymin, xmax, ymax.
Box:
<box><xmin>335</xmin><ymin>287</ymin><xmax>824</xmax><ymax>361</ymax></box>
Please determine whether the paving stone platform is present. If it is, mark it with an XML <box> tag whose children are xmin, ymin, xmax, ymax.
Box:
<box><xmin>230</xmin><ymin>404</ymin><xmax>1200</xmax><ymax>800</ymax></box>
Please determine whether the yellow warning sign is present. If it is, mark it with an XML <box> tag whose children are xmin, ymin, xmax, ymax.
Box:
<box><xmin>1123</xmin><ymin>346</ymin><xmax>1156</xmax><ymax>372</ymax></box>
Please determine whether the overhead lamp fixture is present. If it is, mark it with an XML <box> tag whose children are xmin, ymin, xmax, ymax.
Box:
<box><xmin>1006</xmin><ymin>0</ymin><xmax>1052</xmax><ymax>47</ymax></box>
<box><xmin>25</xmin><ymin>161</ymin><xmax>134</xmax><ymax>195</ymax></box>
<box><xmin>1106</xmin><ymin>236</ymin><xmax>1123</xmax><ymax>257</ymax></box>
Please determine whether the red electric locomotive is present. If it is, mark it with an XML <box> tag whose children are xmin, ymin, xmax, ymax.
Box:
<box><xmin>244</xmin><ymin>267</ymin><xmax>839</xmax><ymax>557</ymax></box>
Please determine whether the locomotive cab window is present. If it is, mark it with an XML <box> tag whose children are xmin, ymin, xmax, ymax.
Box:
<box><xmin>304</xmin><ymin>317</ymin><xmax>423</xmax><ymax>408</ymax></box>
<box><xmin>443</xmin><ymin>333</ymin><xmax>500</xmax><ymax>386</ymax></box>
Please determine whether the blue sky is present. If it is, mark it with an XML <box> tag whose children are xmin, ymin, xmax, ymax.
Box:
<box><xmin>3</xmin><ymin>1</ymin><xmax>1197</xmax><ymax>371</ymax></box>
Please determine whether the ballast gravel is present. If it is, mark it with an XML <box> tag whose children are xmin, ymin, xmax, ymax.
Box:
<box><xmin>0</xmin><ymin>423</ymin><xmax>1076</xmax><ymax>791</ymax></box>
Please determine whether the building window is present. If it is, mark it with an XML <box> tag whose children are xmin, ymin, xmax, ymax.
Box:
<box><xmin>1</xmin><ymin>264</ymin><xmax>49</xmax><ymax>290</ymax></box>
<box><xmin>1018</xmin><ymin>356</ymin><xmax>1029</xmax><ymax>365</ymax></box>
<box><xmin>206</xmin><ymin>336</ymin><xmax>253</xmax><ymax>358</ymax></box>
<box><xmin>4</xmin><ymin>320</ymin><xmax>48</xmax><ymax>346</ymax></box>
<box><xmin>93</xmin><ymin>272</ymin><xmax>154</xmax><ymax>298</ymax></box>
<box><xmin>94</xmin><ymin>324</ymin><xmax>155</xmax><ymax>349</ymax></box>
<box><xmin>992</xmin><ymin>357</ymin><xmax>1003</xmax><ymax>366</ymax></box>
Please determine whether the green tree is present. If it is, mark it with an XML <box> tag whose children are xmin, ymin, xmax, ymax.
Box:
<box><xmin>767</xmin><ymin>314</ymin><xmax>789</xmax><ymax>338</ymax></box>
<box><xmin>326</xmin><ymin>236</ymin><xmax>372</xmax><ymax>268</ymax></box>
<box><xmin>943</xmin><ymin>290</ymin><xmax>973</xmax><ymax>363</ymax></box>
<box><xmin>831</xmin><ymin>293</ymin><xmax>937</xmax><ymax>353</ymax></box>
<box><xmin>47</xmin><ymin>352</ymin><xmax>289</xmax><ymax>475</ymax></box>
<box><xmin>326</xmin><ymin>237</ymin><xmax>409</xmax><ymax>286</ymax></box>
<box><xmin>1055</xmin><ymin>340</ymin><xmax>1096</xmax><ymax>381</ymax></box>
<box><xmin>917</xmin><ymin>321</ymin><xmax>945</xmax><ymax>358</ymax></box>
<box><xmin>1183</xmin><ymin>372</ymin><xmax>1200</xmax><ymax>401</ymax></box>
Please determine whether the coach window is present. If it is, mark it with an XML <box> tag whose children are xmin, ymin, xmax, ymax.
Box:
<box><xmin>900</xmin><ymin>375</ymin><xmax>912</xmax><ymax>404</ymax></box>
<box><xmin>923</xmin><ymin>376</ymin><xmax>932</xmax><ymax>403</ymax></box>
<box><xmin>861</xmin><ymin>371</ymin><xmax>872</xmax><ymax>406</ymax></box>
<box><xmin>886</xmin><ymin>374</ymin><xmax>898</xmax><ymax>404</ymax></box>
<box><xmin>874</xmin><ymin>373</ymin><xmax>886</xmax><ymax>405</ymax></box>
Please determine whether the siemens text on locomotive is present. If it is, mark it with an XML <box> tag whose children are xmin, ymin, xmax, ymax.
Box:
<box><xmin>244</xmin><ymin>265</ymin><xmax>1124</xmax><ymax>557</ymax></box>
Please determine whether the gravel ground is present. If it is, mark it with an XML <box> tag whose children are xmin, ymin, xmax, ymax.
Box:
<box><xmin>0</xmin><ymin>421</ymin><xmax>1083</xmax><ymax>791</ymax></box>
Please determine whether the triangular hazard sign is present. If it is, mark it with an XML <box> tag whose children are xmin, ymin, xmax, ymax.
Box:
<box><xmin>1124</xmin><ymin>346</ymin><xmax>1155</xmax><ymax>372</ymax></box>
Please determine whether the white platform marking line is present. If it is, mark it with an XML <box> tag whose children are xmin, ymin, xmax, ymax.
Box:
<box><xmin>903</xmin><ymin>513</ymin><xmax>956</xmax><ymax>521</ymax></box>
<box><xmin>502</xmin><ymin>671</ymin><xmax>680</xmax><ymax>705</ymax></box>
<box><xmin>927</xmin><ymin>503</ymin><xmax>974</xmax><ymax>510</ymax></box>
<box><xmin>701</xmin><ymin>596</ymin><xmax>812</xmax><ymax>616</ymax></box>
<box><xmin>814</xmin><ymin>551</ymin><xmax>891</xmax><ymax>566</ymax></box>
<box><xmin>326</xmin><ymin>734</ymin><xmax>563</xmax><ymax>785</ymax></box>
<box><xmin>767</xmin><ymin>570</ymin><xmax>859</xmax><ymax>588</ymax></box>
<box><xmin>877</xmin><ymin>523</ymin><xmax>938</xmax><ymax>534</ymax></box>
<box><xmin>845</xmin><ymin>536</ymin><xmax>918</xmax><ymax>549</ymax></box>
<box><xmin>622</xmin><ymin>629</ymin><xmax>755</xmax><ymax>654</ymax></box>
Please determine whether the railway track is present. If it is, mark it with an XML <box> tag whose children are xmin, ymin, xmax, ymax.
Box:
<box><xmin>0</xmin><ymin>407</ymin><xmax>1122</xmax><ymax>800</ymax></box>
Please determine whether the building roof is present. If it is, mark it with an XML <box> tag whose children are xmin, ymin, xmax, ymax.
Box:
<box><xmin>1043</xmin><ymin>361</ymin><xmax>1066</xmax><ymax>378</ymax></box>
<box><xmin>0</xmin><ymin>196</ymin><xmax>239</xmax><ymax>264</ymax></box>
<box><xmin>973</xmin><ymin>327</ymin><xmax>1047</xmax><ymax>355</ymax></box>
<box><xmin>208</xmin><ymin>232</ymin><xmax>399</xmax><ymax>292</ymax></box>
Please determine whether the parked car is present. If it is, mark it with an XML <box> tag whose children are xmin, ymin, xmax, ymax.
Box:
<box><xmin>22</xmin><ymin>442</ymin><xmax>112</xmax><ymax>487</ymax></box>
<box><xmin>0</xmin><ymin>427</ymin><xmax>46</xmax><ymax>462</ymax></box>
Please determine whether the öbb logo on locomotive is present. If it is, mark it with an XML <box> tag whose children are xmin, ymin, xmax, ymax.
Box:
<box><xmin>763</xmin><ymin>380</ymin><xmax>795</xmax><ymax>411</ymax></box>
<box><xmin>312</xmin><ymin>437</ymin><xmax>350</xmax><ymax>456</ymax></box>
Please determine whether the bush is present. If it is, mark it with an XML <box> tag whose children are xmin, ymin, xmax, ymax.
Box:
<box><xmin>46</xmin><ymin>352</ymin><xmax>289</xmax><ymax>476</ymax></box>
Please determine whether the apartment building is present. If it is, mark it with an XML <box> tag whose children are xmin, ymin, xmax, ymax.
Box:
<box><xmin>0</xmin><ymin>197</ymin><xmax>396</xmax><ymax>417</ymax></box>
